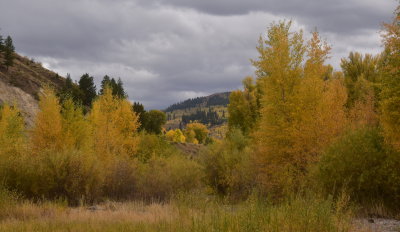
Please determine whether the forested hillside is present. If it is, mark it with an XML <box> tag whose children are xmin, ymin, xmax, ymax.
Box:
<box><xmin>165</xmin><ymin>92</ymin><xmax>230</xmax><ymax>112</ymax></box>
<box><xmin>164</xmin><ymin>92</ymin><xmax>229</xmax><ymax>131</ymax></box>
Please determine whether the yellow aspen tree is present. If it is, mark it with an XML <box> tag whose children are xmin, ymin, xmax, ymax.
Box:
<box><xmin>31</xmin><ymin>87</ymin><xmax>63</xmax><ymax>152</ymax></box>
<box><xmin>341</xmin><ymin>52</ymin><xmax>381</xmax><ymax>109</ymax></box>
<box><xmin>0</xmin><ymin>104</ymin><xmax>25</xmax><ymax>155</ymax></box>
<box><xmin>61</xmin><ymin>98</ymin><xmax>93</xmax><ymax>152</ymax></box>
<box><xmin>165</xmin><ymin>130</ymin><xmax>176</xmax><ymax>142</ymax></box>
<box><xmin>90</xmin><ymin>87</ymin><xmax>139</xmax><ymax>159</ymax></box>
<box><xmin>252</xmin><ymin>24</ymin><xmax>348</xmax><ymax>196</ymax></box>
<box><xmin>292</xmin><ymin>31</ymin><xmax>346</xmax><ymax>166</ymax></box>
<box><xmin>185</xmin><ymin>122</ymin><xmax>209</xmax><ymax>144</ymax></box>
<box><xmin>252</xmin><ymin>21</ymin><xmax>306</xmax><ymax>195</ymax></box>
<box><xmin>166</xmin><ymin>129</ymin><xmax>186</xmax><ymax>143</ymax></box>
<box><xmin>381</xmin><ymin>5</ymin><xmax>400</xmax><ymax>150</ymax></box>
<box><xmin>291</xmin><ymin>30</ymin><xmax>330</xmax><ymax>166</ymax></box>
<box><xmin>347</xmin><ymin>77</ymin><xmax>378</xmax><ymax>128</ymax></box>
<box><xmin>185</xmin><ymin>129</ymin><xmax>199</xmax><ymax>144</ymax></box>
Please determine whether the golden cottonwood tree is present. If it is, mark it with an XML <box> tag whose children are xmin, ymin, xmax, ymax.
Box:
<box><xmin>252</xmin><ymin>21</ymin><xmax>305</xmax><ymax>194</ymax></box>
<box><xmin>90</xmin><ymin>87</ymin><xmax>140</xmax><ymax>158</ymax></box>
<box><xmin>61</xmin><ymin>98</ymin><xmax>92</xmax><ymax>152</ymax></box>
<box><xmin>31</xmin><ymin>87</ymin><xmax>63</xmax><ymax>152</ymax></box>
<box><xmin>381</xmin><ymin>5</ymin><xmax>400</xmax><ymax>150</ymax></box>
<box><xmin>293</xmin><ymin>31</ymin><xmax>347</xmax><ymax>164</ymax></box>
<box><xmin>0</xmin><ymin>104</ymin><xmax>25</xmax><ymax>155</ymax></box>
<box><xmin>340</xmin><ymin>52</ymin><xmax>380</xmax><ymax>127</ymax></box>
<box><xmin>252</xmin><ymin>23</ymin><xmax>347</xmax><ymax>196</ymax></box>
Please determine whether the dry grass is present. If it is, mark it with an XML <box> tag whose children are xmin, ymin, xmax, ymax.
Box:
<box><xmin>0</xmin><ymin>193</ymin><xmax>362</xmax><ymax>232</ymax></box>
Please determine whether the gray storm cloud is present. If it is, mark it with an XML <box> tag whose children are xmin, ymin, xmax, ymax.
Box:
<box><xmin>0</xmin><ymin>0</ymin><xmax>396</xmax><ymax>109</ymax></box>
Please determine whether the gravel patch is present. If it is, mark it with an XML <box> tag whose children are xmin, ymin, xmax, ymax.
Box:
<box><xmin>354</xmin><ymin>218</ymin><xmax>400</xmax><ymax>232</ymax></box>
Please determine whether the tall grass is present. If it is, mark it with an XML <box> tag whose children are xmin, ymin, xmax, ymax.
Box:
<box><xmin>0</xmin><ymin>192</ymin><xmax>355</xmax><ymax>232</ymax></box>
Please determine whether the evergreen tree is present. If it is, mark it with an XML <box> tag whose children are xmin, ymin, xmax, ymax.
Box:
<box><xmin>4</xmin><ymin>36</ymin><xmax>15</xmax><ymax>70</ymax></box>
<box><xmin>78</xmin><ymin>73</ymin><xmax>97</xmax><ymax>107</ymax></box>
<box><xmin>132</xmin><ymin>102</ymin><xmax>147</xmax><ymax>131</ymax></box>
<box><xmin>60</xmin><ymin>74</ymin><xmax>84</xmax><ymax>105</ymax></box>
<box><xmin>100</xmin><ymin>76</ymin><xmax>126</xmax><ymax>98</ymax></box>
<box><xmin>142</xmin><ymin>110</ymin><xmax>166</xmax><ymax>134</ymax></box>
<box><xmin>100</xmin><ymin>75</ymin><xmax>111</xmax><ymax>95</ymax></box>
<box><xmin>0</xmin><ymin>34</ymin><xmax>4</xmax><ymax>53</ymax></box>
<box><xmin>115</xmin><ymin>78</ymin><xmax>127</xmax><ymax>98</ymax></box>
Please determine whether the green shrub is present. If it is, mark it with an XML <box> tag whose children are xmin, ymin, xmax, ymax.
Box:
<box><xmin>136</xmin><ymin>155</ymin><xmax>203</xmax><ymax>201</ymax></box>
<box><xmin>136</xmin><ymin>133</ymin><xmax>179</xmax><ymax>162</ymax></box>
<box><xmin>201</xmin><ymin>130</ymin><xmax>255</xmax><ymax>200</ymax></box>
<box><xmin>315</xmin><ymin>127</ymin><xmax>400</xmax><ymax>209</ymax></box>
<box><xmin>2</xmin><ymin>150</ymin><xmax>103</xmax><ymax>205</ymax></box>
<box><xmin>103</xmin><ymin>158</ymin><xmax>138</xmax><ymax>200</ymax></box>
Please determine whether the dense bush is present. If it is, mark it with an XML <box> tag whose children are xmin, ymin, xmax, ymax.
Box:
<box><xmin>137</xmin><ymin>155</ymin><xmax>203</xmax><ymax>201</ymax></box>
<box><xmin>136</xmin><ymin>132</ymin><xmax>179</xmax><ymax>162</ymax></box>
<box><xmin>1</xmin><ymin>150</ymin><xmax>103</xmax><ymax>205</ymax></box>
<box><xmin>103</xmin><ymin>158</ymin><xmax>138</xmax><ymax>200</ymax></box>
<box><xmin>315</xmin><ymin>127</ymin><xmax>400</xmax><ymax>209</ymax></box>
<box><xmin>201</xmin><ymin>129</ymin><xmax>255</xmax><ymax>200</ymax></box>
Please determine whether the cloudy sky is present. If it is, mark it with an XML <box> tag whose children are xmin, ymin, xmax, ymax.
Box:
<box><xmin>0</xmin><ymin>0</ymin><xmax>397</xmax><ymax>109</ymax></box>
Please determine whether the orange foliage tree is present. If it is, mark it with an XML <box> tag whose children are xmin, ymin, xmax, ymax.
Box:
<box><xmin>252</xmin><ymin>22</ymin><xmax>347</xmax><ymax>196</ymax></box>
<box><xmin>381</xmin><ymin>5</ymin><xmax>400</xmax><ymax>150</ymax></box>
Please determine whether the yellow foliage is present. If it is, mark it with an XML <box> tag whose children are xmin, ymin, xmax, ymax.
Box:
<box><xmin>166</xmin><ymin>129</ymin><xmax>186</xmax><ymax>143</ymax></box>
<box><xmin>185</xmin><ymin>122</ymin><xmax>208</xmax><ymax>144</ymax></box>
<box><xmin>31</xmin><ymin>87</ymin><xmax>63</xmax><ymax>152</ymax></box>
<box><xmin>381</xmin><ymin>5</ymin><xmax>400</xmax><ymax>150</ymax></box>
<box><xmin>90</xmin><ymin>87</ymin><xmax>140</xmax><ymax>159</ymax></box>
<box><xmin>228</xmin><ymin>76</ymin><xmax>259</xmax><ymax>135</ymax></box>
<box><xmin>253</xmin><ymin>24</ymin><xmax>347</xmax><ymax>196</ymax></box>
<box><xmin>61</xmin><ymin>98</ymin><xmax>93</xmax><ymax>152</ymax></box>
<box><xmin>0</xmin><ymin>104</ymin><xmax>25</xmax><ymax>155</ymax></box>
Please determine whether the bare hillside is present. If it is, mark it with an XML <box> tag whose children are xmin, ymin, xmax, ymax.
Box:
<box><xmin>0</xmin><ymin>52</ymin><xmax>66</xmax><ymax>126</ymax></box>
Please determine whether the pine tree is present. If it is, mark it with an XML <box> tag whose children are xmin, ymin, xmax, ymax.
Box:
<box><xmin>78</xmin><ymin>73</ymin><xmax>97</xmax><ymax>107</ymax></box>
<box><xmin>99</xmin><ymin>75</ymin><xmax>111</xmax><ymax>95</ymax></box>
<box><xmin>60</xmin><ymin>74</ymin><xmax>84</xmax><ymax>104</ymax></box>
<box><xmin>132</xmin><ymin>102</ymin><xmax>146</xmax><ymax>131</ymax></box>
<box><xmin>4</xmin><ymin>36</ymin><xmax>15</xmax><ymax>70</ymax></box>
<box><xmin>0</xmin><ymin>34</ymin><xmax>4</xmax><ymax>53</ymax></box>
<box><xmin>115</xmin><ymin>78</ymin><xmax>127</xmax><ymax>98</ymax></box>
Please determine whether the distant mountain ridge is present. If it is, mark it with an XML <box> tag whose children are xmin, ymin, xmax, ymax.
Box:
<box><xmin>165</xmin><ymin>92</ymin><xmax>230</xmax><ymax>112</ymax></box>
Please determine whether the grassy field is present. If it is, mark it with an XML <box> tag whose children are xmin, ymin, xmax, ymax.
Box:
<box><xmin>0</xmin><ymin>193</ymin><xmax>359</xmax><ymax>232</ymax></box>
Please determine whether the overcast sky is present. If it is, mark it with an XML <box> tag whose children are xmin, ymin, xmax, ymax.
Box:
<box><xmin>0</xmin><ymin>0</ymin><xmax>397</xmax><ymax>109</ymax></box>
